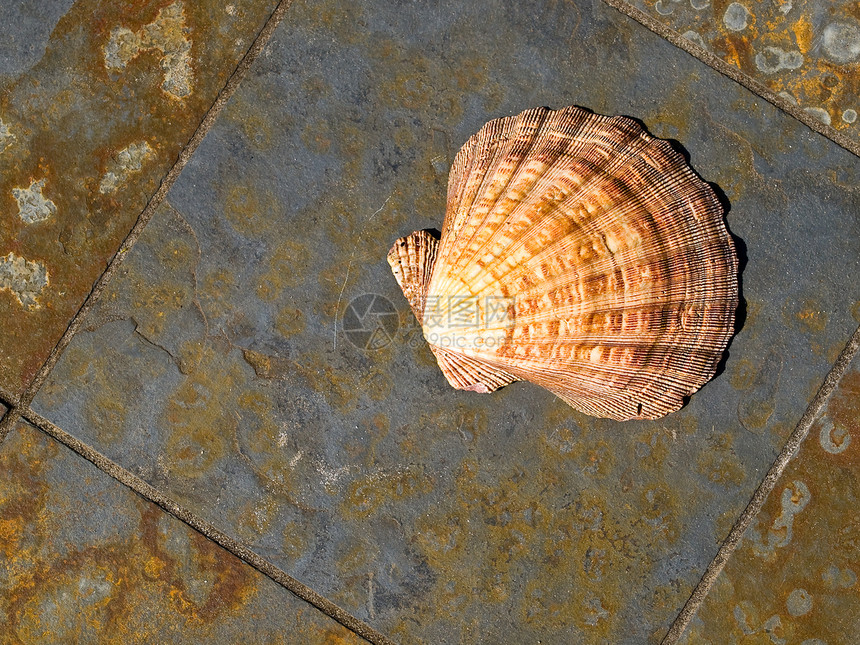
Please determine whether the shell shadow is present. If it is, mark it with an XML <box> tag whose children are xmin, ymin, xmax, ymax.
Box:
<box><xmin>707</xmin><ymin>180</ymin><xmax>747</xmax><ymax>381</ymax></box>
<box><xmin>649</xmin><ymin>134</ymin><xmax>748</xmax><ymax>395</ymax></box>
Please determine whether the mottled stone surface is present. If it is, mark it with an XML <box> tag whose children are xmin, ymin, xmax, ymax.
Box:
<box><xmin>0</xmin><ymin>0</ymin><xmax>280</xmax><ymax>395</ymax></box>
<box><xmin>0</xmin><ymin>0</ymin><xmax>77</xmax><ymax>81</ymax></box>
<box><xmin>30</xmin><ymin>0</ymin><xmax>860</xmax><ymax>642</ymax></box>
<box><xmin>0</xmin><ymin>421</ymin><xmax>365</xmax><ymax>644</ymax></box>
<box><xmin>679</xmin><ymin>350</ymin><xmax>860</xmax><ymax>644</ymax></box>
<box><xmin>626</xmin><ymin>0</ymin><xmax>860</xmax><ymax>138</ymax></box>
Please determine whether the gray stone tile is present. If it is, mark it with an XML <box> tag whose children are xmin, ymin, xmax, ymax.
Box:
<box><xmin>33</xmin><ymin>0</ymin><xmax>860</xmax><ymax>642</ymax></box>
<box><xmin>0</xmin><ymin>420</ymin><xmax>366</xmax><ymax>644</ymax></box>
<box><xmin>0</xmin><ymin>0</ymin><xmax>77</xmax><ymax>81</ymax></box>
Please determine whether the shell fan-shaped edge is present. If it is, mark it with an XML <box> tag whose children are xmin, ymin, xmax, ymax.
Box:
<box><xmin>388</xmin><ymin>105</ymin><xmax>738</xmax><ymax>421</ymax></box>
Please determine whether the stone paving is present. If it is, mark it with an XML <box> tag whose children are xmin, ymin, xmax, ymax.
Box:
<box><xmin>1</xmin><ymin>1</ymin><xmax>859</xmax><ymax>643</ymax></box>
<box><xmin>624</xmin><ymin>0</ymin><xmax>860</xmax><ymax>153</ymax></box>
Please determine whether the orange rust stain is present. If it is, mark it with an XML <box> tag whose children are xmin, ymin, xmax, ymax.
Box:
<box><xmin>275</xmin><ymin>306</ymin><xmax>306</xmax><ymax>339</ymax></box>
<box><xmin>696</xmin><ymin>432</ymin><xmax>745</xmax><ymax>487</ymax></box>
<box><xmin>256</xmin><ymin>238</ymin><xmax>312</xmax><ymax>300</ymax></box>
<box><xmin>825</xmin><ymin>369</ymin><xmax>860</xmax><ymax>467</ymax></box>
<box><xmin>729</xmin><ymin>357</ymin><xmax>758</xmax><ymax>390</ymax></box>
<box><xmin>241</xmin><ymin>347</ymin><xmax>292</xmax><ymax>379</ymax></box>
<box><xmin>318</xmin><ymin>629</ymin><xmax>362</xmax><ymax>645</ymax></box>
<box><xmin>343</xmin><ymin>466</ymin><xmax>434</xmax><ymax>519</ymax></box>
<box><xmin>223</xmin><ymin>181</ymin><xmax>286</xmax><ymax>239</ymax></box>
<box><xmin>162</xmin><ymin>344</ymin><xmax>246</xmax><ymax>478</ymax></box>
<box><xmin>792</xmin><ymin>14</ymin><xmax>813</xmax><ymax>53</ymax></box>
<box><xmin>781</xmin><ymin>298</ymin><xmax>829</xmax><ymax>357</ymax></box>
<box><xmin>0</xmin><ymin>426</ymin><xmax>266</xmax><ymax>642</ymax></box>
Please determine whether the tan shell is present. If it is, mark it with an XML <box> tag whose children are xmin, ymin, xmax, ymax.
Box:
<box><xmin>388</xmin><ymin>106</ymin><xmax>738</xmax><ymax>421</ymax></box>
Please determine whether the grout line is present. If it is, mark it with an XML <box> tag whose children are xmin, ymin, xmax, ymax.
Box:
<box><xmin>600</xmin><ymin>0</ymin><xmax>860</xmax><ymax>160</ymax></box>
<box><xmin>0</xmin><ymin>384</ymin><xmax>18</xmax><ymax>410</ymax></box>
<box><xmin>0</xmin><ymin>407</ymin><xmax>22</xmax><ymax>445</ymax></box>
<box><xmin>0</xmin><ymin>402</ymin><xmax>19</xmax><ymax>445</ymax></box>
<box><xmin>0</xmin><ymin>384</ymin><xmax>21</xmax><ymax>439</ymax></box>
<box><xmin>0</xmin><ymin>0</ymin><xmax>295</xmax><ymax>436</ymax></box>
<box><xmin>661</xmin><ymin>322</ymin><xmax>860</xmax><ymax>644</ymax></box>
<box><xmin>23</xmin><ymin>409</ymin><xmax>396</xmax><ymax>645</ymax></box>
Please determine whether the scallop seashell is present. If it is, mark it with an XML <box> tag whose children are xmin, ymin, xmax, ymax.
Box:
<box><xmin>388</xmin><ymin>106</ymin><xmax>738</xmax><ymax>421</ymax></box>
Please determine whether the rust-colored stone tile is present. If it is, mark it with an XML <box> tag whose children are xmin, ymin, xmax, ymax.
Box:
<box><xmin>680</xmin><ymin>350</ymin><xmax>860</xmax><ymax>644</ymax></box>
<box><xmin>626</xmin><ymin>0</ymin><xmax>860</xmax><ymax>139</ymax></box>
<box><xmin>0</xmin><ymin>421</ymin><xmax>365</xmax><ymax>644</ymax></box>
<box><xmin>0</xmin><ymin>0</ymin><xmax>279</xmax><ymax>396</ymax></box>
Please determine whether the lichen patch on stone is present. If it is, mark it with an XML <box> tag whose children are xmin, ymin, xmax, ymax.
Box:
<box><xmin>12</xmin><ymin>178</ymin><xmax>57</xmax><ymax>224</ymax></box>
<box><xmin>0</xmin><ymin>252</ymin><xmax>49</xmax><ymax>309</ymax></box>
<box><xmin>104</xmin><ymin>1</ymin><xmax>193</xmax><ymax>99</ymax></box>
<box><xmin>100</xmin><ymin>141</ymin><xmax>154</xmax><ymax>194</ymax></box>
<box><xmin>0</xmin><ymin>119</ymin><xmax>15</xmax><ymax>153</ymax></box>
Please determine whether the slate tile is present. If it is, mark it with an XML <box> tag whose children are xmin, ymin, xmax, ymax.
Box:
<box><xmin>32</xmin><ymin>0</ymin><xmax>860</xmax><ymax>642</ymax></box>
<box><xmin>679</xmin><ymin>346</ymin><xmax>860</xmax><ymax>644</ymax></box>
<box><xmin>622</xmin><ymin>0</ymin><xmax>860</xmax><ymax>146</ymax></box>
<box><xmin>0</xmin><ymin>0</ymin><xmax>280</xmax><ymax>396</ymax></box>
<box><xmin>0</xmin><ymin>420</ymin><xmax>366</xmax><ymax>644</ymax></box>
